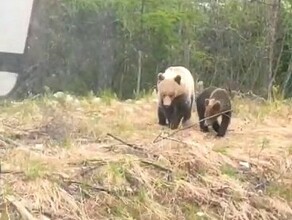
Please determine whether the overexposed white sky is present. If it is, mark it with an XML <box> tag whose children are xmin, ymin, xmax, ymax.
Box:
<box><xmin>0</xmin><ymin>0</ymin><xmax>34</xmax><ymax>54</ymax></box>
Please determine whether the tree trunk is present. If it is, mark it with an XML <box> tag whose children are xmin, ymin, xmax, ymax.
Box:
<box><xmin>282</xmin><ymin>57</ymin><xmax>292</xmax><ymax>98</ymax></box>
<box><xmin>136</xmin><ymin>50</ymin><xmax>142</xmax><ymax>97</ymax></box>
<box><xmin>266</xmin><ymin>0</ymin><xmax>281</xmax><ymax>100</ymax></box>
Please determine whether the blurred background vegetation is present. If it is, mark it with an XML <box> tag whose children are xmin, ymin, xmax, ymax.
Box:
<box><xmin>7</xmin><ymin>0</ymin><xmax>292</xmax><ymax>100</ymax></box>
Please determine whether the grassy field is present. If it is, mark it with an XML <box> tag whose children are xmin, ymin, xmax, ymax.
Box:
<box><xmin>0</xmin><ymin>91</ymin><xmax>291</xmax><ymax>220</ymax></box>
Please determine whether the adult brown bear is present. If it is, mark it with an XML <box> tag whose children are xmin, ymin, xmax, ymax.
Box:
<box><xmin>196</xmin><ymin>86</ymin><xmax>232</xmax><ymax>137</ymax></box>
<box><xmin>156</xmin><ymin>66</ymin><xmax>195</xmax><ymax>129</ymax></box>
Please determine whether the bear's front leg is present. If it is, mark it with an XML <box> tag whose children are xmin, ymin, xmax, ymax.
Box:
<box><xmin>181</xmin><ymin>103</ymin><xmax>192</xmax><ymax>128</ymax></box>
<box><xmin>196</xmin><ymin>102</ymin><xmax>209</xmax><ymax>132</ymax></box>
<box><xmin>212</xmin><ymin>120</ymin><xmax>220</xmax><ymax>133</ymax></box>
<box><xmin>158</xmin><ymin>106</ymin><xmax>167</xmax><ymax>126</ymax></box>
<box><xmin>199</xmin><ymin>119</ymin><xmax>209</xmax><ymax>132</ymax></box>
<box><xmin>217</xmin><ymin>112</ymin><xmax>231</xmax><ymax>137</ymax></box>
<box><xmin>169</xmin><ymin>107</ymin><xmax>182</xmax><ymax>129</ymax></box>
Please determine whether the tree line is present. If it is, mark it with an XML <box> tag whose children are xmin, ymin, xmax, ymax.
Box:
<box><xmin>9</xmin><ymin>0</ymin><xmax>292</xmax><ymax>100</ymax></box>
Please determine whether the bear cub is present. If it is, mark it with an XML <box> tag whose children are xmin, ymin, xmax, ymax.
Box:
<box><xmin>195</xmin><ymin>86</ymin><xmax>232</xmax><ymax>137</ymax></box>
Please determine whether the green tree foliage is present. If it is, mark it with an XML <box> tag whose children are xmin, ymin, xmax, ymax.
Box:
<box><xmin>12</xmin><ymin>0</ymin><xmax>292</xmax><ymax>99</ymax></box>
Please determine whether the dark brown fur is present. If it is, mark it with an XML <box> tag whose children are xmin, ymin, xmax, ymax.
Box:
<box><xmin>157</xmin><ymin>73</ymin><xmax>193</xmax><ymax>130</ymax></box>
<box><xmin>195</xmin><ymin>86</ymin><xmax>232</xmax><ymax>137</ymax></box>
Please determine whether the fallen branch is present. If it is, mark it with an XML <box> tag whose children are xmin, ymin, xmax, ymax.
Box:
<box><xmin>0</xmin><ymin>134</ymin><xmax>22</xmax><ymax>148</ymax></box>
<box><xmin>140</xmin><ymin>159</ymin><xmax>172</xmax><ymax>173</ymax></box>
<box><xmin>165</xmin><ymin>137</ymin><xmax>188</xmax><ymax>145</ymax></box>
<box><xmin>1</xmin><ymin>122</ymin><xmax>32</xmax><ymax>134</ymax></box>
<box><xmin>0</xmin><ymin>169</ymin><xmax>24</xmax><ymax>175</ymax></box>
<box><xmin>5</xmin><ymin>195</ymin><xmax>38</xmax><ymax>220</ymax></box>
<box><xmin>107</xmin><ymin>133</ymin><xmax>145</xmax><ymax>151</ymax></box>
<box><xmin>79</xmin><ymin>165</ymin><xmax>103</xmax><ymax>177</ymax></box>
<box><xmin>153</xmin><ymin>109</ymin><xmax>233</xmax><ymax>143</ymax></box>
<box><xmin>64</xmin><ymin>180</ymin><xmax>112</xmax><ymax>194</ymax></box>
<box><xmin>68</xmin><ymin>158</ymin><xmax>106</xmax><ymax>166</ymax></box>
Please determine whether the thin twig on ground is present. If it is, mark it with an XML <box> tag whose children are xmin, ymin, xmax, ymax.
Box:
<box><xmin>140</xmin><ymin>159</ymin><xmax>172</xmax><ymax>173</ymax></box>
<box><xmin>107</xmin><ymin>133</ymin><xmax>145</xmax><ymax>151</ymax></box>
<box><xmin>68</xmin><ymin>158</ymin><xmax>106</xmax><ymax>166</ymax></box>
<box><xmin>0</xmin><ymin>169</ymin><xmax>24</xmax><ymax>175</ymax></box>
<box><xmin>0</xmin><ymin>134</ymin><xmax>22</xmax><ymax>147</ymax></box>
<box><xmin>5</xmin><ymin>195</ymin><xmax>38</xmax><ymax>220</ymax></box>
<box><xmin>153</xmin><ymin>109</ymin><xmax>233</xmax><ymax>143</ymax></box>
<box><xmin>64</xmin><ymin>180</ymin><xmax>112</xmax><ymax>194</ymax></box>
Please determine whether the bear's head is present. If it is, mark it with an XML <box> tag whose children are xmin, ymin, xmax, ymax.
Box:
<box><xmin>204</xmin><ymin>98</ymin><xmax>221</xmax><ymax>126</ymax></box>
<box><xmin>157</xmin><ymin>73</ymin><xmax>184</xmax><ymax>107</ymax></box>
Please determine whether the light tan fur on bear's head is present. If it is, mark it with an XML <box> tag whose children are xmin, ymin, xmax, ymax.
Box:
<box><xmin>157</xmin><ymin>73</ymin><xmax>184</xmax><ymax>107</ymax></box>
<box><xmin>204</xmin><ymin>98</ymin><xmax>221</xmax><ymax>125</ymax></box>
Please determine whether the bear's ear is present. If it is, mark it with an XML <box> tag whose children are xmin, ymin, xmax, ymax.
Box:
<box><xmin>212</xmin><ymin>101</ymin><xmax>221</xmax><ymax>112</ymax></box>
<box><xmin>174</xmin><ymin>75</ymin><xmax>181</xmax><ymax>85</ymax></box>
<box><xmin>205</xmin><ymin>99</ymin><xmax>210</xmax><ymax>106</ymax></box>
<box><xmin>157</xmin><ymin>73</ymin><xmax>165</xmax><ymax>81</ymax></box>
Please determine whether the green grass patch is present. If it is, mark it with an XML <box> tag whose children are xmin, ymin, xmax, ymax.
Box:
<box><xmin>220</xmin><ymin>164</ymin><xmax>238</xmax><ymax>178</ymax></box>
<box><xmin>213</xmin><ymin>145</ymin><xmax>230</xmax><ymax>155</ymax></box>
<box><xmin>99</xmin><ymin>89</ymin><xmax>118</xmax><ymax>105</ymax></box>
<box><xmin>181</xmin><ymin>202</ymin><xmax>209</xmax><ymax>220</ymax></box>
<box><xmin>267</xmin><ymin>182</ymin><xmax>292</xmax><ymax>202</ymax></box>
<box><xmin>24</xmin><ymin>159</ymin><xmax>51</xmax><ymax>180</ymax></box>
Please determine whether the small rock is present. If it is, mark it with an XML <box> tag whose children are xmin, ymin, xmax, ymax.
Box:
<box><xmin>157</xmin><ymin>155</ymin><xmax>171</xmax><ymax>167</ymax></box>
<box><xmin>239</xmin><ymin>161</ymin><xmax>251</xmax><ymax>170</ymax></box>
<box><xmin>53</xmin><ymin>91</ymin><xmax>65</xmax><ymax>98</ymax></box>
<box><xmin>35</xmin><ymin>144</ymin><xmax>44</xmax><ymax>151</ymax></box>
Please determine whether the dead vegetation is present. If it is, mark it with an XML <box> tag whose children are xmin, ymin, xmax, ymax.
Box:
<box><xmin>0</xmin><ymin>91</ymin><xmax>291</xmax><ymax>220</ymax></box>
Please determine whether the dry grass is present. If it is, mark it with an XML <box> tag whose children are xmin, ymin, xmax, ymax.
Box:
<box><xmin>0</xmin><ymin>91</ymin><xmax>291</xmax><ymax>220</ymax></box>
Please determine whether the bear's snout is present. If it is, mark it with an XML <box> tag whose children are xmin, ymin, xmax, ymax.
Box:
<box><xmin>163</xmin><ymin>96</ymin><xmax>172</xmax><ymax>106</ymax></box>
